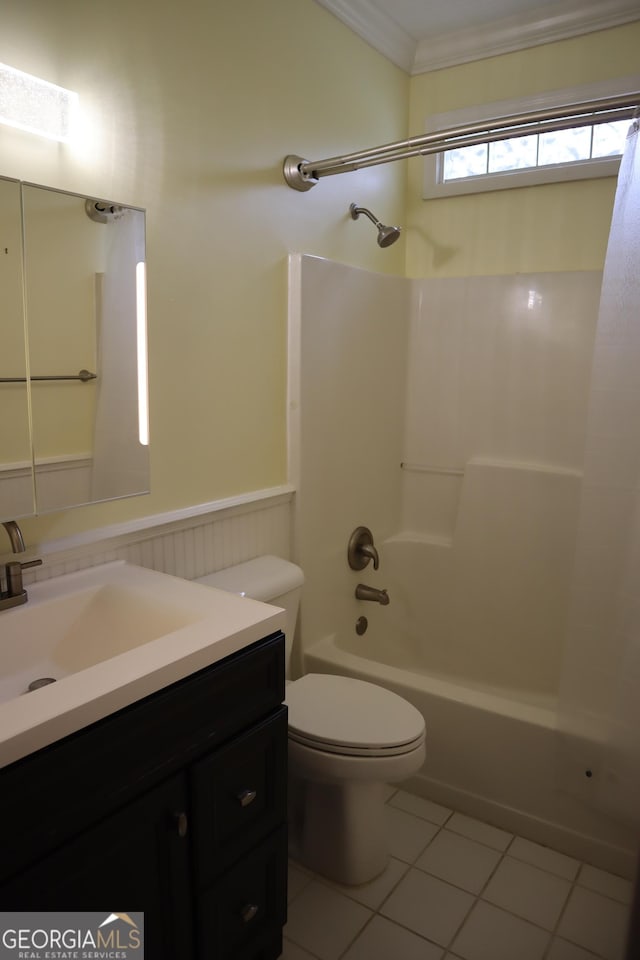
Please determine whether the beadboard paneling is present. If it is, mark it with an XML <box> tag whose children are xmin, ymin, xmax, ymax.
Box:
<box><xmin>22</xmin><ymin>490</ymin><xmax>293</xmax><ymax>586</ymax></box>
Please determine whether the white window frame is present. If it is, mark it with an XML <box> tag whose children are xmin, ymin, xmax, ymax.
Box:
<box><xmin>423</xmin><ymin>75</ymin><xmax>640</xmax><ymax>199</ymax></box>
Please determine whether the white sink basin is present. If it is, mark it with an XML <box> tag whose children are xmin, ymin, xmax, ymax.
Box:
<box><xmin>0</xmin><ymin>561</ymin><xmax>285</xmax><ymax>768</ymax></box>
<box><xmin>0</xmin><ymin>582</ymin><xmax>203</xmax><ymax>703</ymax></box>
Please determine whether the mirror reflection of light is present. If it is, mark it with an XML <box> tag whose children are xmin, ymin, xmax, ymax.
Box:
<box><xmin>527</xmin><ymin>289</ymin><xmax>543</xmax><ymax>310</ymax></box>
<box><xmin>0</xmin><ymin>62</ymin><xmax>78</xmax><ymax>142</ymax></box>
<box><xmin>136</xmin><ymin>262</ymin><xmax>149</xmax><ymax>447</ymax></box>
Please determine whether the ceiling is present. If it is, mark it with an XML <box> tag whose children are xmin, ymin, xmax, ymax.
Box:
<box><xmin>314</xmin><ymin>0</ymin><xmax>640</xmax><ymax>73</ymax></box>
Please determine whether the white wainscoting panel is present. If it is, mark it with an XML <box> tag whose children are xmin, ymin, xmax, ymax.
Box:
<box><xmin>20</xmin><ymin>488</ymin><xmax>294</xmax><ymax>586</ymax></box>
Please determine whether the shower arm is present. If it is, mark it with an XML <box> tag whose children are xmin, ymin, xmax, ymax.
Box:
<box><xmin>283</xmin><ymin>91</ymin><xmax>640</xmax><ymax>190</ymax></box>
<box><xmin>351</xmin><ymin>205</ymin><xmax>382</xmax><ymax>229</ymax></box>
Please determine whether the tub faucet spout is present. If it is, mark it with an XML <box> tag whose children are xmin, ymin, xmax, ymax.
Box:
<box><xmin>355</xmin><ymin>583</ymin><xmax>390</xmax><ymax>605</ymax></box>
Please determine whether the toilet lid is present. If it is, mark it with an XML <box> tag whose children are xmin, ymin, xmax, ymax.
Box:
<box><xmin>286</xmin><ymin>674</ymin><xmax>425</xmax><ymax>753</ymax></box>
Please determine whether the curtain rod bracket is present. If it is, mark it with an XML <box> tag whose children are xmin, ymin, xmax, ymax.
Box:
<box><xmin>283</xmin><ymin>155</ymin><xmax>318</xmax><ymax>191</ymax></box>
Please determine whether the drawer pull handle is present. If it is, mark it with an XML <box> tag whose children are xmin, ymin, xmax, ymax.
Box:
<box><xmin>174</xmin><ymin>811</ymin><xmax>188</xmax><ymax>838</ymax></box>
<box><xmin>240</xmin><ymin>903</ymin><xmax>259</xmax><ymax>924</ymax></box>
<box><xmin>237</xmin><ymin>788</ymin><xmax>257</xmax><ymax>807</ymax></box>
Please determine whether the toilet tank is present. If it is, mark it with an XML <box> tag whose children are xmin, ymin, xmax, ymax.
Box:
<box><xmin>195</xmin><ymin>555</ymin><xmax>304</xmax><ymax>673</ymax></box>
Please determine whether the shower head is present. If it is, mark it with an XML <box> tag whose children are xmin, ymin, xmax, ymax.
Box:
<box><xmin>376</xmin><ymin>222</ymin><xmax>402</xmax><ymax>248</ymax></box>
<box><xmin>349</xmin><ymin>203</ymin><xmax>401</xmax><ymax>248</ymax></box>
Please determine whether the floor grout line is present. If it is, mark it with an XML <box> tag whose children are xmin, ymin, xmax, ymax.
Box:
<box><xmin>334</xmin><ymin>911</ymin><xmax>376</xmax><ymax>960</ymax></box>
<box><xmin>440</xmin><ymin>838</ymin><xmax>516</xmax><ymax>955</ymax></box>
<box><xmin>541</xmin><ymin>868</ymin><xmax>582</xmax><ymax>959</ymax></box>
<box><xmin>389</xmin><ymin>798</ymin><xmax>627</xmax><ymax>959</ymax></box>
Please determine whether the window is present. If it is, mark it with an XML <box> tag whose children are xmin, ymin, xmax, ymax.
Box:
<box><xmin>443</xmin><ymin>120</ymin><xmax>628</xmax><ymax>181</ymax></box>
<box><xmin>423</xmin><ymin>76</ymin><xmax>640</xmax><ymax>199</ymax></box>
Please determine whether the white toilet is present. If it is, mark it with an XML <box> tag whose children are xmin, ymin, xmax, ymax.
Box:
<box><xmin>196</xmin><ymin>555</ymin><xmax>426</xmax><ymax>885</ymax></box>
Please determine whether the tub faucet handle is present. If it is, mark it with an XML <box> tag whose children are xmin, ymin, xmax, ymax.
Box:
<box><xmin>348</xmin><ymin>526</ymin><xmax>380</xmax><ymax>571</ymax></box>
<box><xmin>359</xmin><ymin>542</ymin><xmax>379</xmax><ymax>570</ymax></box>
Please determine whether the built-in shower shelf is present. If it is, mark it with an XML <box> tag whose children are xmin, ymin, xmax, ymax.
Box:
<box><xmin>385</xmin><ymin>532</ymin><xmax>453</xmax><ymax>549</ymax></box>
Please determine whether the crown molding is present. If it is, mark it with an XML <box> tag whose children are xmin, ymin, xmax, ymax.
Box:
<box><xmin>314</xmin><ymin>0</ymin><xmax>640</xmax><ymax>76</ymax></box>
<box><xmin>413</xmin><ymin>0</ymin><xmax>640</xmax><ymax>74</ymax></box>
<box><xmin>313</xmin><ymin>0</ymin><xmax>417</xmax><ymax>73</ymax></box>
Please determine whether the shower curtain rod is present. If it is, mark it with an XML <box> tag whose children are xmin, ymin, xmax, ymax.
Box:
<box><xmin>283</xmin><ymin>91</ymin><xmax>640</xmax><ymax>191</ymax></box>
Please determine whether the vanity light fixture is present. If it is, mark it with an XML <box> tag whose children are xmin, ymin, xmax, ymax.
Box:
<box><xmin>0</xmin><ymin>62</ymin><xmax>78</xmax><ymax>142</ymax></box>
<box><xmin>136</xmin><ymin>262</ymin><xmax>149</xmax><ymax>447</ymax></box>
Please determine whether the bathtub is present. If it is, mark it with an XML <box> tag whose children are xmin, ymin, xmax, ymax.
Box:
<box><xmin>303</xmin><ymin>528</ymin><xmax>637</xmax><ymax>877</ymax></box>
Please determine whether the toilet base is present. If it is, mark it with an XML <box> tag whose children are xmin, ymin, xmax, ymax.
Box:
<box><xmin>289</xmin><ymin>776</ymin><xmax>388</xmax><ymax>885</ymax></box>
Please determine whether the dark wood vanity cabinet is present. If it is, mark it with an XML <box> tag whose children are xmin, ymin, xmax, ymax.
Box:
<box><xmin>0</xmin><ymin>632</ymin><xmax>288</xmax><ymax>960</ymax></box>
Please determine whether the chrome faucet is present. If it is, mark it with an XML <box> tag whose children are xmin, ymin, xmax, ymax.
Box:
<box><xmin>355</xmin><ymin>583</ymin><xmax>390</xmax><ymax>605</ymax></box>
<box><xmin>1</xmin><ymin>521</ymin><xmax>42</xmax><ymax>611</ymax></box>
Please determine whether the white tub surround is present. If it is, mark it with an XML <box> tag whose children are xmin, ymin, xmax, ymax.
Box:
<box><xmin>288</xmin><ymin>254</ymin><xmax>409</xmax><ymax>667</ymax></box>
<box><xmin>291</xmin><ymin>255</ymin><xmax>636</xmax><ymax>876</ymax></box>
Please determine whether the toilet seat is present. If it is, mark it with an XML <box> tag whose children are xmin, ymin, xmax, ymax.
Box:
<box><xmin>286</xmin><ymin>673</ymin><xmax>426</xmax><ymax>758</ymax></box>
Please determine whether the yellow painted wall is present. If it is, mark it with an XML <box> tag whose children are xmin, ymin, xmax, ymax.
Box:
<box><xmin>2</xmin><ymin>5</ymin><xmax>637</xmax><ymax>546</ymax></box>
<box><xmin>0</xmin><ymin>0</ymin><xmax>408</xmax><ymax>542</ymax></box>
<box><xmin>406</xmin><ymin>23</ymin><xmax>640</xmax><ymax>277</ymax></box>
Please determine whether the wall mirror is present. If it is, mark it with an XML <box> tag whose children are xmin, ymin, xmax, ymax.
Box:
<box><xmin>0</xmin><ymin>177</ymin><xmax>149</xmax><ymax>521</ymax></box>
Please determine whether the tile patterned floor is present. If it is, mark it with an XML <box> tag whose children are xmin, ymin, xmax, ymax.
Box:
<box><xmin>283</xmin><ymin>788</ymin><xmax>633</xmax><ymax>960</ymax></box>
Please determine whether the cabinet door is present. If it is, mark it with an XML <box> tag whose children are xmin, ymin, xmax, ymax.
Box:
<box><xmin>0</xmin><ymin>774</ymin><xmax>193</xmax><ymax>960</ymax></box>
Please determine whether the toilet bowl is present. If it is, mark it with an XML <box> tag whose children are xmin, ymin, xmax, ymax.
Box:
<box><xmin>196</xmin><ymin>555</ymin><xmax>426</xmax><ymax>885</ymax></box>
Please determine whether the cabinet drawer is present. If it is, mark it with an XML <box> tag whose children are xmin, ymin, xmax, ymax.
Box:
<box><xmin>197</xmin><ymin>824</ymin><xmax>287</xmax><ymax>960</ymax></box>
<box><xmin>191</xmin><ymin>708</ymin><xmax>287</xmax><ymax>885</ymax></box>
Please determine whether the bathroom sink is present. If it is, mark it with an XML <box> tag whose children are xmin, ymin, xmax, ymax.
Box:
<box><xmin>0</xmin><ymin>581</ymin><xmax>203</xmax><ymax>703</ymax></box>
<box><xmin>0</xmin><ymin>561</ymin><xmax>285</xmax><ymax>768</ymax></box>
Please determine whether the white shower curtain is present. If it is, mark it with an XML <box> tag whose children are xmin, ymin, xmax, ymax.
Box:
<box><xmin>558</xmin><ymin>116</ymin><xmax>640</xmax><ymax>827</ymax></box>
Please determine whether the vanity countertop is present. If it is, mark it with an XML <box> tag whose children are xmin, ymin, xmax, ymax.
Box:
<box><xmin>0</xmin><ymin>560</ymin><xmax>285</xmax><ymax>768</ymax></box>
